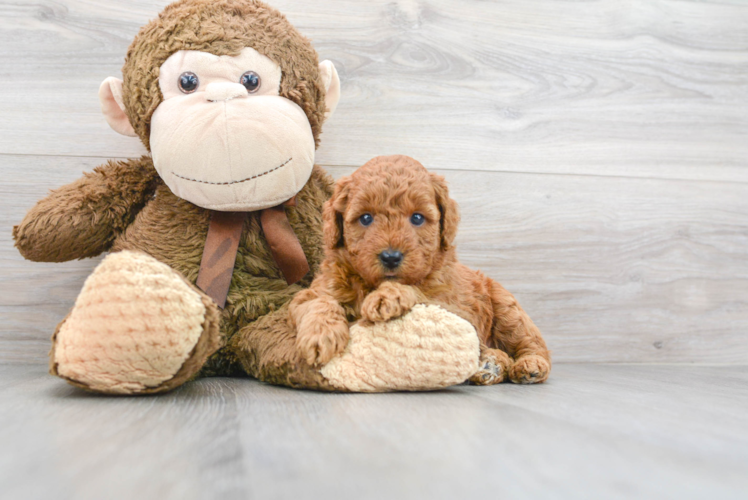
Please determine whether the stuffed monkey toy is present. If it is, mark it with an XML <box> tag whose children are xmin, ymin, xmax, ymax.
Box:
<box><xmin>13</xmin><ymin>0</ymin><xmax>480</xmax><ymax>394</ymax></box>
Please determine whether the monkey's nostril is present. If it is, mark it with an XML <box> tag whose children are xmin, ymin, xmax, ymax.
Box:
<box><xmin>379</xmin><ymin>249</ymin><xmax>404</xmax><ymax>270</ymax></box>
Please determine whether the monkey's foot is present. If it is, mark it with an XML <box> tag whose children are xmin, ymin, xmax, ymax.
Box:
<box><xmin>320</xmin><ymin>304</ymin><xmax>480</xmax><ymax>392</ymax></box>
<box><xmin>51</xmin><ymin>251</ymin><xmax>222</xmax><ymax>395</ymax></box>
<box><xmin>469</xmin><ymin>348</ymin><xmax>512</xmax><ymax>385</ymax></box>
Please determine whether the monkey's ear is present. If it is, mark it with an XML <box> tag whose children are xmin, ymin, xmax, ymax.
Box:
<box><xmin>323</xmin><ymin>176</ymin><xmax>352</xmax><ymax>249</ymax></box>
<box><xmin>99</xmin><ymin>77</ymin><xmax>137</xmax><ymax>137</ymax></box>
<box><xmin>318</xmin><ymin>60</ymin><xmax>341</xmax><ymax>120</ymax></box>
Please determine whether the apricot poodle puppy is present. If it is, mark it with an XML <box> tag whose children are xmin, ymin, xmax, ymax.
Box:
<box><xmin>289</xmin><ymin>155</ymin><xmax>551</xmax><ymax>384</ymax></box>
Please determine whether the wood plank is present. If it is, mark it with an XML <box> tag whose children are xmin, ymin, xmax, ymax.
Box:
<box><xmin>2</xmin><ymin>154</ymin><xmax>746</xmax><ymax>364</ymax></box>
<box><xmin>1</xmin><ymin>364</ymin><xmax>747</xmax><ymax>499</ymax></box>
<box><xmin>0</xmin><ymin>0</ymin><xmax>746</xmax><ymax>181</ymax></box>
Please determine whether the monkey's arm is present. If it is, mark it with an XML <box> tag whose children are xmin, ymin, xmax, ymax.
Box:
<box><xmin>13</xmin><ymin>156</ymin><xmax>160</xmax><ymax>262</ymax></box>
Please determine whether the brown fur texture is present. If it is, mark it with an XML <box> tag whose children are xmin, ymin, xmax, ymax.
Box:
<box><xmin>12</xmin><ymin>158</ymin><xmax>160</xmax><ymax>262</ymax></box>
<box><xmin>228</xmin><ymin>303</ymin><xmax>337</xmax><ymax>390</ymax></box>
<box><xmin>13</xmin><ymin>0</ymin><xmax>338</xmax><ymax>393</ymax></box>
<box><xmin>290</xmin><ymin>155</ymin><xmax>551</xmax><ymax>384</ymax></box>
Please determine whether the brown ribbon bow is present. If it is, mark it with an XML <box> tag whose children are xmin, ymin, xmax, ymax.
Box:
<box><xmin>196</xmin><ymin>197</ymin><xmax>309</xmax><ymax>308</ymax></box>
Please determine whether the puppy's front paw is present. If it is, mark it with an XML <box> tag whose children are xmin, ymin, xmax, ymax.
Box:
<box><xmin>469</xmin><ymin>348</ymin><xmax>511</xmax><ymax>385</ymax></box>
<box><xmin>295</xmin><ymin>314</ymin><xmax>350</xmax><ymax>366</ymax></box>
<box><xmin>509</xmin><ymin>354</ymin><xmax>551</xmax><ymax>384</ymax></box>
<box><xmin>361</xmin><ymin>282</ymin><xmax>418</xmax><ymax>323</ymax></box>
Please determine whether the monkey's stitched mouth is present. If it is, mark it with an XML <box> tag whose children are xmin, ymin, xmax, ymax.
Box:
<box><xmin>170</xmin><ymin>157</ymin><xmax>292</xmax><ymax>186</ymax></box>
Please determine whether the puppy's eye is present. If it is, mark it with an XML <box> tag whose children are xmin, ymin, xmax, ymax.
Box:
<box><xmin>240</xmin><ymin>71</ymin><xmax>261</xmax><ymax>93</ymax></box>
<box><xmin>359</xmin><ymin>213</ymin><xmax>374</xmax><ymax>226</ymax></box>
<box><xmin>410</xmin><ymin>213</ymin><xmax>426</xmax><ymax>226</ymax></box>
<box><xmin>178</xmin><ymin>72</ymin><xmax>199</xmax><ymax>93</ymax></box>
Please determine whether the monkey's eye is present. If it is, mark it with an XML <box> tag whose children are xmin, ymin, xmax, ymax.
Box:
<box><xmin>359</xmin><ymin>213</ymin><xmax>374</xmax><ymax>226</ymax></box>
<box><xmin>410</xmin><ymin>213</ymin><xmax>425</xmax><ymax>226</ymax></box>
<box><xmin>240</xmin><ymin>71</ymin><xmax>261</xmax><ymax>93</ymax></box>
<box><xmin>178</xmin><ymin>72</ymin><xmax>199</xmax><ymax>94</ymax></box>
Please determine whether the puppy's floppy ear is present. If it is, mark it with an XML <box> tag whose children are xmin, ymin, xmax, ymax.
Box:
<box><xmin>323</xmin><ymin>176</ymin><xmax>353</xmax><ymax>249</ymax></box>
<box><xmin>430</xmin><ymin>173</ymin><xmax>460</xmax><ymax>251</ymax></box>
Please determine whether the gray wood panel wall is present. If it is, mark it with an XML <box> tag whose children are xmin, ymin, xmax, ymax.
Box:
<box><xmin>1</xmin><ymin>0</ymin><xmax>746</xmax><ymax>364</ymax></box>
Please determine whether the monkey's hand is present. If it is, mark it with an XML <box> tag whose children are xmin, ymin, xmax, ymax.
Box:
<box><xmin>361</xmin><ymin>281</ymin><xmax>423</xmax><ymax>323</ymax></box>
<box><xmin>13</xmin><ymin>157</ymin><xmax>159</xmax><ymax>262</ymax></box>
<box><xmin>291</xmin><ymin>288</ymin><xmax>350</xmax><ymax>366</ymax></box>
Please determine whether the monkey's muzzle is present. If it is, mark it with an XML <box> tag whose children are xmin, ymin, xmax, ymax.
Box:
<box><xmin>150</xmin><ymin>93</ymin><xmax>315</xmax><ymax>212</ymax></box>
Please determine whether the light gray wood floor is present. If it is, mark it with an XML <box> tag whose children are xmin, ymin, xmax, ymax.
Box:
<box><xmin>1</xmin><ymin>364</ymin><xmax>747</xmax><ymax>500</ymax></box>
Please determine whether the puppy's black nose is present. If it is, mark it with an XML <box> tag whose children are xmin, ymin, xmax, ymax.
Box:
<box><xmin>379</xmin><ymin>249</ymin><xmax>404</xmax><ymax>269</ymax></box>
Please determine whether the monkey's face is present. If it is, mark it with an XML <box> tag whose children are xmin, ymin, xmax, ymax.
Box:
<box><xmin>100</xmin><ymin>1</ymin><xmax>340</xmax><ymax>212</ymax></box>
<box><xmin>145</xmin><ymin>48</ymin><xmax>315</xmax><ymax>211</ymax></box>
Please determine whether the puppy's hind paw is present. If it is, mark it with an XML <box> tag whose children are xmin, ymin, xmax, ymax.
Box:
<box><xmin>361</xmin><ymin>282</ymin><xmax>418</xmax><ymax>323</ymax></box>
<box><xmin>295</xmin><ymin>316</ymin><xmax>350</xmax><ymax>366</ymax></box>
<box><xmin>469</xmin><ymin>348</ymin><xmax>511</xmax><ymax>385</ymax></box>
<box><xmin>509</xmin><ymin>354</ymin><xmax>551</xmax><ymax>384</ymax></box>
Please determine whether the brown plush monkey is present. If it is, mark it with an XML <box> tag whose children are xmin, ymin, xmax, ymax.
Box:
<box><xmin>13</xmin><ymin>0</ymin><xmax>481</xmax><ymax>394</ymax></box>
<box><xmin>13</xmin><ymin>0</ymin><xmax>345</xmax><ymax>393</ymax></box>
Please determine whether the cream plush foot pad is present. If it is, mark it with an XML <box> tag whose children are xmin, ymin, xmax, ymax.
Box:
<box><xmin>53</xmin><ymin>251</ymin><xmax>209</xmax><ymax>394</ymax></box>
<box><xmin>320</xmin><ymin>304</ymin><xmax>480</xmax><ymax>392</ymax></box>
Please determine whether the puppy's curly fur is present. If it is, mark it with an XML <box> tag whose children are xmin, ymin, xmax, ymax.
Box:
<box><xmin>290</xmin><ymin>155</ymin><xmax>551</xmax><ymax>384</ymax></box>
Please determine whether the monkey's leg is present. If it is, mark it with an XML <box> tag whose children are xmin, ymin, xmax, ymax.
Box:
<box><xmin>50</xmin><ymin>250</ymin><xmax>222</xmax><ymax>395</ymax></box>
<box><xmin>227</xmin><ymin>304</ymin><xmax>337</xmax><ymax>391</ymax></box>
<box><xmin>489</xmin><ymin>280</ymin><xmax>551</xmax><ymax>385</ymax></box>
<box><xmin>230</xmin><ymin>303</ymin><xmax>481</xmax><ymax>392</ymax></box>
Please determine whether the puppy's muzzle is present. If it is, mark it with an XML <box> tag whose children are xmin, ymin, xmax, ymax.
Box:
<box><xmin>379</xmin><ymin>249</ymin><xmax>404</xmax><ymax>270</ymax></box>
